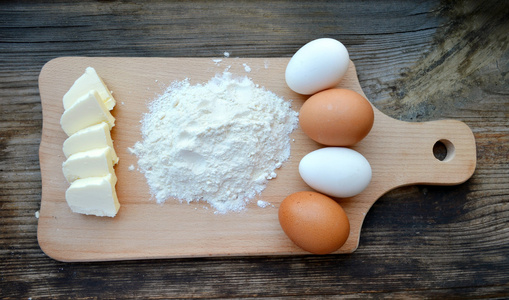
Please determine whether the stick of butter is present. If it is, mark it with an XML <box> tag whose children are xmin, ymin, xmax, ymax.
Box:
<box><xmin>63</xmin><ymin>67</ymin><xmax>116</xmax><ymax>111</ymax></box>
<box><xmin>62</xmin><ymin>147</ymin><xmax>116</xmax><ymax>183</ymax></box>
<box><xmin>65</xmin><ymin>173</ymin><xmax>120</xmax><ymax>217</ymax></box>
<box><xmin>63</xmin><ymin>122</ymin><xmax>119</xmax><ymax>164</ymax></box>
<box><xmin>60</xmin><ymin>90</ymin><xmax>115</xmax><ymax>136</ymax></box>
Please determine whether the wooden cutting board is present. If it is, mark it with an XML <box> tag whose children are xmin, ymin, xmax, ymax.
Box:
<box><xmin>38</xmin><ymin>57</ymin><xmax>476</xmax><ymax>262</ymax></box>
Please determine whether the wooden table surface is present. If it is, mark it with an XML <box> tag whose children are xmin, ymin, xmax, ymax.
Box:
<box><xmin>1</xmin><ymin>0</ymin><xmax>508</xmax><ymax>298</ymax></box>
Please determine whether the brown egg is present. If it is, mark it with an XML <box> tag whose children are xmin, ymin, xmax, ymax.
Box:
<box><xmin>278</xmin><ymin>191</ymin><xmax>350</xmax><ymax>254</ymax></box>
<box><xmin>299</xmin><ymin>88</ymin><xmax>374</xmax><ymax>146</ymax></box>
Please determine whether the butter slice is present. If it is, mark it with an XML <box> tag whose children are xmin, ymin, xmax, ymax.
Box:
<box><xmin>65</xmin><ymin>173</ymin><xmax>119</xmax><ymax>217</ymax></box>
<box><xmin>63</xmin><ymin>122</ymin><xmax>118</xmax><ymax>164</ymax></box>
<box><xmin>60</xmin><ymin>90</ymin><xmax>115</xmax><ymax>136</ymax></box>
<box><xmin>62</xmin><ymin>147</ymin><xmax>116</xmax><ymax>183</ymax></box>
<box><xmin>63</xmin><ymin>67</ymin><xmax>116</xmax><ymax>111</ymax></box>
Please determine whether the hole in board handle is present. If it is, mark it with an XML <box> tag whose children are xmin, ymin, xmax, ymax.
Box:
<box><xmin>433</xmin><ymin>139</ymin><xmax>455</xmax><ymax>162</ymax></box>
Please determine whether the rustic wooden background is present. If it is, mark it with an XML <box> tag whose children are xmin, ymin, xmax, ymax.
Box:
<box><xmin>1</xmin><ymin>0</ymin><xmax>508</xmax><ymax>298</ymax></box>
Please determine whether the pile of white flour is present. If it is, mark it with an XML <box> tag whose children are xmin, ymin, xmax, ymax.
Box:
<box><xmin>130</xmin><ymin>72</ymin><xmax>298</xmax><ymax>213</ymax></box>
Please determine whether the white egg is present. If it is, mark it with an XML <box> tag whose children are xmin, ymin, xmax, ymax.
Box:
<box><xmin>299</xmin><ymin>147</ymin><xmax>371</xmax><ymax>198</ymax></box>
<box><xmin>285</xmin><ymin>38</ymin><xmax>350</xmax><ymax>95</ymax></box>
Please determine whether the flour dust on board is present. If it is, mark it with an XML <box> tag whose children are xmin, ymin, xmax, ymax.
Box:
<box><xmin>130</xmin><ymin>71</ymin><xmax>299</xmax><ymax>213</ymax></box>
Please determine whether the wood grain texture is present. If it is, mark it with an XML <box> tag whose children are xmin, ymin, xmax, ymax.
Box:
<box><xmin>37</xmin><ymin>57</ymin><xmax>475</xmax><ymax>261</ymax></box>
<box><xmin>1</xmin><ymin>0</ymin><xmax>508</xmax><ymax>298</ymax></box>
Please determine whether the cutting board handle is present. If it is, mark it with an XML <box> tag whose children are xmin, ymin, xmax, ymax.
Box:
<box><xmin>367</xmin><ymin>115</ymin><xmax>477</xmax><ymax>189</ymax></box>
<box><xmin>348</xmin><ymin>60</ymin><xmax>477</xmax><ymax>190</ymax></box>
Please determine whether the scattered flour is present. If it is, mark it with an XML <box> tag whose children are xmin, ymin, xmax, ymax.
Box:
<box><xmin>257</xmin><ymin>200</ymin><xmax>272</xmax><ymax>208</ymax></box>
<box><xmin>223</xmin><ymin>51</ymin><xmax>230</xmax><ymax>57</ymax></box>
<box><xmin>243</xmin><ymin>63</ymin><xmax>251</xmax><ymax>73</ymax></box>
<box><xmin>131</xmin><ymin>71</ymin><xmax>298</xmax><ymax>213</ymax></box>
